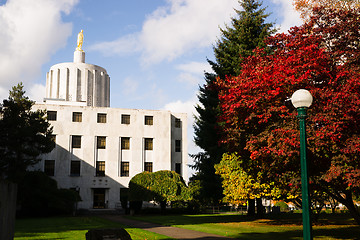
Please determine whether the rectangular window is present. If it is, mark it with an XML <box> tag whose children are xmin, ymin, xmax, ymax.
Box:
<box><xmin>96</xmin><ymin>161</ymin><xmax>105</xmax><ymax>176</ymax></box>
<box><xmin>175</xmin><ymin>163</ymin><xmax>181</xmax><ymax>175</ymax></box>
<box><xmin>144</xmin><ymin>116</ymin><xmax>153</xmax><ymax>125</ymax></box>
<box><xmin>175</xmin><ymin>118</ymin><xmax>181</xmax><ymax>128</ymax></box>
<box><xmin>72</xmin><ymin>135</ymin><xmax>81</xmax><ymax>148</ymax></box>
<box><xmin>144</xmin><ymin>138</ymin><xmax>153</xmax><ymax>150</ymax></box>
<box><xmin>70</xmin><ymin>160</ymin><xmax>81</xmax><ymax>176</ymax></box>
<box><xmin>97</xmin><ymin>136</ymin><xmax>106</xmax><ymax>149</ymax></box>
<box><xmin>44</xmin><ymin>160</ymin><xmax>55</xmax><ymax>176</ymax></box>
<box><xmin>121</xmin><ymin>137</ymin><xmax>130</xmax><ymax>150</ymax></box>
<box><xmin>121</xmin><ymin>114</ymin><xmax>130</xmax><ymax>124</ymax></box>
<box><xmin>175</xmin><ymin>140</ymin><xmax>181</xmax><ymax>152</ymax></box>
<box><xmin>72</xmin><ymin>112</ymin><xmax>82</xmax><ymax>122</ymax></box>
<box><xmin>97</xmin><ymin>113</ymin><xmax>107</xmax><ymax>123</ymax></box>
<box><xmin>47</xmin><ymin>111</ymin><xmax>57</xmax><ymax>121</ymax></box>
<box><xmin>121</xmin><ymin>162</ymin><xmax>129</xmax><ymax>177</ymax></box>
<box><xmin>144</xmin><ymin>162</ymin><xmax>153</xmax><ymax>172</ymax></box>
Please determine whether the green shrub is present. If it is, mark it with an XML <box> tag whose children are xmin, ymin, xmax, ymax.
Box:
<box><xmin>17</xmin><ymin>171</ymin><xmax>80</xmax><ymax>216</ymax></box>
<box><xmin>274</xmin><ymin>201</ymin><xmax>289</xmax><ymax>212</ymax></box>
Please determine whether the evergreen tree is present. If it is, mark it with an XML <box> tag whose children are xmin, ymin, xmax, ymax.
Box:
<box><xmin>0</xmin><ymin>83</ymin><xmax>55</xmax><ymax>182</ymax></box>
<box><xmin>192</xmin><ymin>0</ymin><xmax>275</xmax><ymax>208</ymax></box>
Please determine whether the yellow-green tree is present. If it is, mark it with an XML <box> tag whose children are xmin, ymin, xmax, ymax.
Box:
<box><xmin>215</xmin><ymin>153</ymin><xmax>281</xmax><ymax>206</ymax></box>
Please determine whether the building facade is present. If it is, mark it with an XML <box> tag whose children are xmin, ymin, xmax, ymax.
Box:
<box><xmin>33</xmin><ymin>35</ymin><xmax>187</xmax><ymax>210</ymax></box>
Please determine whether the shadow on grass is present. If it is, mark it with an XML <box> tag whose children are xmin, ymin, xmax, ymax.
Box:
<box><xmin>128</xmin><ymin>212</ymin><xmax>360</xmax><ymax>240</ymax></box>
<box><xmin>232</xmin><ymin>226</ymin><xmax>360</xmax><ymax>240</ymax></box>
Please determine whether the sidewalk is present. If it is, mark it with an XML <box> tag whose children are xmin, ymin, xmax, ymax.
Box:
<box><xmin>100</xmin><ymin>214</ymin><xmax>233</xmax><ymax>240</ymax></box>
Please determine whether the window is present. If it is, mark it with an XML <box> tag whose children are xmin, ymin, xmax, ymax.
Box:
<box><xmin>144</xmin><ymin>116</ymin><xmax>153</xmax><ymax>125</ymax></box>
<box><xmin>96</xmin><ymin>161</ymin><xmax>105</xmax><ymax>176</ymax></box>
<box><xmin>121</xmin><ymin>137</ymin><xmax>130</xmax><ymax>150</ymax></box>
<box><xmin>47</xmin><ymin>111</ymin><xmax>57</xmax><ymax>121</ymax></box>
<box><xmin>121</xmin><ymin>114</ymin><xmax>130</xmax><ymax>124</ymax></box>
<box><xmin>144</xmin><ymin>138</ymin><xmax>153</xmax><ymax>150</ymax></box>
<box><xmin>44</xmin><ymin>160</ymin><xmax>55</xmax><ymax>176</ymax></box>
<box><xmin>175</xmin><ymin>118</ymin><xmax>181</xmax><ymax>128</ymax></box>
<box><xmin>144</xmin><ymin>162</ymin><xmax>153</xmax><ymax>172</ymax></box>
<box><xmin>72</xmin><ymin>135</ymin><xmax>81</xmax><ymax>148</ymax></box>
<box><xmin>70</xmin><ymin>160</ymin><xmax>80</xmax><ymax>176</ymax></box>
<box><xmin>72</xmin><ymin>112</ymin><xmax>82</xmax><ymax>122</ymax></box>
<box><xmin>97</xmin><ymin>136</ymin><xmax>106</xmax><ymax>149</ymax></box>
<box><xmin>97</xmin><ymin>113</ymin><xmax>107</xmax><ymax>123</ymax></box>
<box><xmin>175</xmin><ymin>140</ymin><xmax>181</xmax><ymax>152</ymax></box>
<box><xmin>121</xmin><ymin>162</ymin><xmax>129</xmax><ymax>177</ymax></box>
<box><xmin>175</xmin><ymin>163</ymin><xmax>181</xmax><ymax>175</ymax></box>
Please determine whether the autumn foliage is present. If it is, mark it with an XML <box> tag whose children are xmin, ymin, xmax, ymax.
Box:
<box><xmin>216</xmin><ymin>7</ymin><xmax>360</xmax><ymax>223</ymax></box>
<box><xmin>293</xmin><ymin>0</ymin><xmax>360</xmax><ymax>19</ymax></box>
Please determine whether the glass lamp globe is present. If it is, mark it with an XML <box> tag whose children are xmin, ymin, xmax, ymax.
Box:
<box><xmin>291</xmin><ymin>89</ymin><xmax>313</xmax><ymax>108</ymax></box>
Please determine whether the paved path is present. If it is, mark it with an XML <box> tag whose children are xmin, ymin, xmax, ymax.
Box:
<box><xmin>101</xmin><ymin>214</ymin><xmax>233</xmax><ymax>240</ymax></box>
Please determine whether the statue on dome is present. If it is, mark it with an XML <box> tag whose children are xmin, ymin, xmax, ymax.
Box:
<box><xmin>76</xmin><ymin>30</ymin><xmax>84</xmax><ymax>51</ymax></box>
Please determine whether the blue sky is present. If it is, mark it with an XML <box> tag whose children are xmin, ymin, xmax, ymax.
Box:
<box><xmin>0</xmin><ymin>0</ymin><xmax>302</xmax><ymax>176</ymax></box>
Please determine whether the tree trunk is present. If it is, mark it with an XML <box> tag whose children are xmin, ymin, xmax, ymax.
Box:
<box><xmin>343</xmin><ymin>191</ymin><xmax>360</xmax><ymax>225</ymax></box>
<box><xmin>248</xmin><ymin>199</ymin><xmax>255</xmax><ymax>216</ymax></box>
<box><xmin>160</xmin><ymin>201</ymin><xmax>167</xmax><ymax>214</ymax></box>
<box><xmin>256</xmin><ymin>198</ymin><xmax>265</xmax><ymax>217</ymax></box>
<box><xmin>325</xmin><ymin>189</ymin><xmax>360</xmax><ymax>225</ymax></box>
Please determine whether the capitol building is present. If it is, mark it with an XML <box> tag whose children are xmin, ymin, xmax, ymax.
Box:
<box><xmin>33</xmin><ymin>31</ymin><xmax>188</xmax><ymax>210</ymax></box>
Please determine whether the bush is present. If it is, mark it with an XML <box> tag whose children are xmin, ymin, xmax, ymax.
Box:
<box><xmin>17</xmin><ymin>171</ymin><xmax>80</xmax><ymax>217</ymax></box>
<box><xmin>274</xmin><ymin>201</ymin><xmax>289</xmax><ymax>212</ymax></box>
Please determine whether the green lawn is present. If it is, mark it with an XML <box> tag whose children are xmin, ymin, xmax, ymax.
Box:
<box><xmin>15</xmin><ymin>216</ymin><xmax>173</xmax><ymax>240</ymax></box>
<box><xmin>128</xmin><ymin>213</ymin><xmax>360</xmax><ymax>240</ymax></box>
<box><xmin>14</xmin><ymin>213</ymin><xmax>360</xmax><ymax>240</ymax></box>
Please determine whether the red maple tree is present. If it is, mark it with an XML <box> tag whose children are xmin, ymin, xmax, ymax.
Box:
<box><xmin>217</xmin><ymin>7</ymin><xmax>360</xmax><ymax>224</ymax></box>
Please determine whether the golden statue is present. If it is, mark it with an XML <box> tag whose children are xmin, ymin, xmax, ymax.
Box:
<box><xmin>76</xmin><ymin>30</ymin><xmax>84</xmax><ymax>51</ymax></box>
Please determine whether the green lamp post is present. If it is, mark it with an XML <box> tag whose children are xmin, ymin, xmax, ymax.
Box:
<box><xmin>291</xmin><ymin>89</ymin><xmax>313</xmax><ymax>240</ymax></box>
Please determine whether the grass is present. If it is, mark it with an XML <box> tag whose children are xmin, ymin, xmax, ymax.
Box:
<box><xmin>14</xmin><ymin>213</ymin><xmax>360</xmax><ymax>240</ymax></box>
<box><xmin>128</xmin><ymin>212</ymin><xmax>360</xmax><ymax>240</ymax></box>
<box><xmin>15</xmin><ymin>216</ymin><xmax>173</xmax><ymax>240</ymax></box>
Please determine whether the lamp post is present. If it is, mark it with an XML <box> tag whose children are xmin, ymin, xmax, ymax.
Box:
<box><xmin>291</xmin><ymin>89</ymin><xmax>313</xmax><ymax>240</ymax></box>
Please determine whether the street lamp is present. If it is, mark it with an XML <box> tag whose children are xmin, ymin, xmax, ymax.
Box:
<box><xmin>291</xmin><ymin>89</ymin><xmax>313</xmax><ymax>240</ymax></box>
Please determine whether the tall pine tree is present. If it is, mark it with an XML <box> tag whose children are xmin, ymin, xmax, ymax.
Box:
<box><xmin>192</xmin><ymin>0</ymin><xmax>275</xmax><ymax>209</ymax></box>
<box><xmin>0</xmin><ymin>83</ymin><xmax>55</xmax><ymax>182</ymax></box>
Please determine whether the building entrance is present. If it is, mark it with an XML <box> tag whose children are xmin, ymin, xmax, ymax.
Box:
<box><xmin>93</xmin><ymin>188</ymin><xmax>106</xmax><ymax>208</ymax></box>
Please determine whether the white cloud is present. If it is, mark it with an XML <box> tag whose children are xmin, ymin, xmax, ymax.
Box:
<box><xmin>27</xmin><ymin>83</ymin><xmax>46</xmax><ymax>103</ymax></box>
<box><xmin>271</xmin><ymin>0</ymin><xmax>303</xmax><ymax>32</ymax></box>
<box><xmin>176</xmin><ymin>61</ymin><xmax>213</xmax><ymax>75</ymax></box>
<box><xmin>175</xmin><ymin>61</ymin><xmax>213</xmax><ymax>86</ymax></box>
<box><xmin>89</xmin><ymin>0</ymin><xmax>238</xmax><ymax>65</ymax></box>
<box><xmin>0</xmin><ymin>0</ymin><xmax>78</xmax><ymax>101</ymax></box>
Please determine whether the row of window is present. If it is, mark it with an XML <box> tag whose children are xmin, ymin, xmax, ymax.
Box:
<box><xmin>69</xmin><ymin>136</ymin><xmax>181</xmax><ymax>152</ymax></box>
<box><xmin>47</xmin><ymin>111</ymin><xmax>182</xmax><ymax>128</ymax></box>
<box><xmin>43</xmin><ymin>159</ymin><xmax>180</xmax><ymax>177</ymax></box>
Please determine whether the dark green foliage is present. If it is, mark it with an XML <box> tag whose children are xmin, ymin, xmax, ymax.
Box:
<box><xmin>0</xmin><ymin>83</ymin><xmax>54</xmax><ymax>182</ymax></box>
<box><xmin>129</xmin><ymin>170</ymin><xmax>191</xmax><ymax>212</ymax></box>
<box><xmin>192</xmin><ymin>0</ymin><xmax>275</xmax><ymax>207</ymax></box>
<box><xmin>17</xmin><ymin>171</ymin><xmax>81</xmax><ymax>216</ymax></box>
<box><xmin>212</xmin><ymin>0</ymin><xmax>275</xmax><ymax>79</ymax></box>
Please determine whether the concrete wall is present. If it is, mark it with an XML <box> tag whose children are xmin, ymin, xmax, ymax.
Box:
<box><xmin>0</xmin><ymin>181</ymin><xmax>17</xmax><ymax>240</ymax></box>
<box><xmin>45</xmin><ymin>62</ymin><xmax>110</xmax><ymax>107</ymax></box>
<box><xmin>33</xmin><ymin>104</ymin><xmax>188</xmax><ymax>209</ymax></box>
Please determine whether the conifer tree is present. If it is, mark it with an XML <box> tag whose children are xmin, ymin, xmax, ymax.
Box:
<box><xmin>0</xmin><ymin>83</ymin><xmax>55</xmax><ymax>182</ymax></box>
<box><xmin>192</xmin><ymin>0</ymin><xmax>275</xmax><ymax>209</ymax></box>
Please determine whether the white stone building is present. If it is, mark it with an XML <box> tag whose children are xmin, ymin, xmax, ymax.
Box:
<box><xmin>33</xmin><ymin>39</ymin><xmax>188</xmax><ymax>210</ymax></box>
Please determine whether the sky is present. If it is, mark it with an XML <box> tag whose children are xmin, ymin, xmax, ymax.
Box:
<box><xmin>0</xmin><ymin>0</ymin><xmax>302</xmax><ymax>177</ymax></box>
